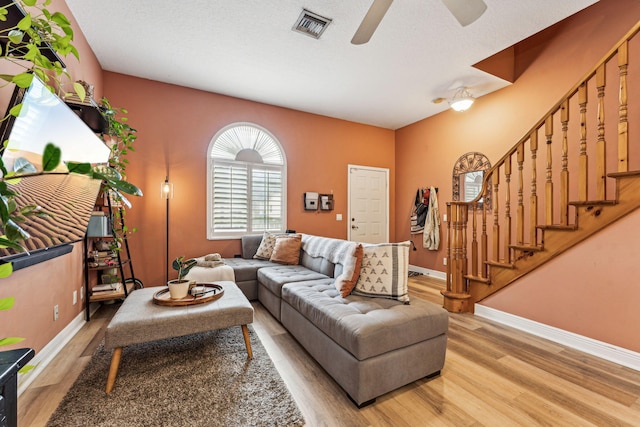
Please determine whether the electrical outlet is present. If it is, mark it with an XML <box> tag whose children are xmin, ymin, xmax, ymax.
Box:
<box><xmin>443</xmin><ymin>257</ymin><xmax>447</xmax><ymax>266</ymax></box>
<box><xmin>80</xmin><ymin>286</ymin><xmax>84</xmax><ymax>300</ymax></box>
<box><xmin>73</xmin><ymin>290</ymin><xmax>78</xmax><ymax>305</ymax></box>
<box><xmin>53</xmin><ymin>305</ymin><xmax>59</xmax><ymax>321</ymax></box>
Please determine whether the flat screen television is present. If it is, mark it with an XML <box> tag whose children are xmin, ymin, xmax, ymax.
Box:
<box><xmin>0</xmin><ymin>76</ymin><xmax>111</xmax><ymax>269</ymax></box>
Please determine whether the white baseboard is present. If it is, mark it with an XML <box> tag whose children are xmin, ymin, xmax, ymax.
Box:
<box><xmin>409</xmin><ymin>264</ymin><xmax>446</xmax><ymax>281</ymax></box>
<box><xmin>17</xmin><ymin>304</ymin><xmax>98</xmax><ymax>395</ymax></box>
<box><xmin>474</xmin><ymin>304</ymin><xmax>640</xmax><ymax>372</ymax></box>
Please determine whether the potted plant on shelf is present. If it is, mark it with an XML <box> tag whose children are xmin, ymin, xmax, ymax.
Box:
<box><xmin>168</xmin><ymin>256</ymin><xmax>197</xmax><ymax>299</ymax></box>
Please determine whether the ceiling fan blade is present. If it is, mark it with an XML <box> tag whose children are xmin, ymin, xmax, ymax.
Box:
<box><xmin>441</xmin><ymin>0</ymin><xmax>487</xmax><ymax>27</ymax></box>
<box><xmin>351</xmin><ymin>0</ymin><xmax>393</xmax><ymax>45</ymax></box>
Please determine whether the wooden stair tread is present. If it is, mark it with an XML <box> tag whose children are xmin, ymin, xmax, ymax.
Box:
<box><xmin>607</xmin><ymin>170</ymin><xmax>640</xmax><ymax>178</ymax></box>
<box><xmin>569</xmin><ymin>200</ymin><xmax>617</xmax><ymax>206</ymax></box>
<box><xmin>536</xmin><ymin>224</ymin><xmax>578</xmax><ymax>231</ymax></box>
<box><xmin>485</xmin><ymin>260</ymin><xmax>515</xmax><ymax>269</ymax></box>
<box><xmin>509</xmin><ymin>244</ymin><xmax>543</xmax><ymax>252</ymax></box>
<box><xmin>464</xmin><ymin>275</ymin><xmax>490</xmax><ymax>284</ymax></box>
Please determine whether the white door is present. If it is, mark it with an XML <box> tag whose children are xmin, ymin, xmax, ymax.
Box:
<box><xmin>348</xmin><ymin>165</ymin><xmax>389</xmax><ymax>243</ymax></box>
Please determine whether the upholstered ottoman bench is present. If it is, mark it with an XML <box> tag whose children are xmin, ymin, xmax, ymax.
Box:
<box><xmin>104</xmin><ymin>281</ymin><xmax>254</xmax><ymax>393</ymax></box>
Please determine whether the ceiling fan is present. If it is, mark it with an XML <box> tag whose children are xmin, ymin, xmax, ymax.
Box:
<box><xmin>351</xmin><ymin>0</ymin><xmax>488</xmax><ymax>45</ymax></box>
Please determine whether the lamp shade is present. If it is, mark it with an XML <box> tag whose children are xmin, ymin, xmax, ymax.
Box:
<box><xmin>449</xmin><ymin>87</ymin><xmax>475</xmax><ymax>112</ymax></box>
<box><xmin>161</xmin><ymin>177</ymin><xmax>174</xmax><ymax>199</ymax></box>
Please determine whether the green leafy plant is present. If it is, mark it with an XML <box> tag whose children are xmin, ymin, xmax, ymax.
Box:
<box><xmin>172</xmin><ymin>256</ymin><xmax>197</xmax><ymax>282</ymax></box>
<box><xmin>100</xmin><ymin>97</ymin><xmax>137</xmax><ymax>179</ymax></box>
<box><xmin>99</xmin><ymin>97</ymin><xmax>139</xmax><ymax>250</ymax></box>
<box><xmin>0</xmin><ymin>0</ymin><xmax>84</xmax><ymax>111</ymax></box>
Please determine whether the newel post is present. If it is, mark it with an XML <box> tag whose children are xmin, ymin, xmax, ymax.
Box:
<box><xmin>442</xmin><ymin>202</ymin><xmax>472</xmax><ymax>312</ymax></box>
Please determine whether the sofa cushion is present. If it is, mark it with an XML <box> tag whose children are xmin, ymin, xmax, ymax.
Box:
<box><xmin>257</xmin><ymin>265</ymin><xmax>329</xmax><ymax>297</ymax></box>
<box><xmin>240</xmin><ymin>234</ymin><xmax>264</xmax><ymax>259</ymax></box>
<box><xmin>270</xmin><ymin>234</ymin><xmax>302</xmax><ymax>265</ymax></box>
<box><xmin>352</xmin><ymin>241</ymin><xmax>410</xmax><ymax>303</ymax></box>
<box><xmin>253</xmin><ymin>231</ymin><xmax>279</xmax><ymax>260</ymax></box>
<box><xmin>223</xmin><ymin>258</ymin><xmax>277</xmax><ymax>283</ymax></box>
<box><xmin>334</xmin><ymin>244</ymin><xmax>363</xmax><ymax>297</ymax></box>
<box><xmin>281</xmin><ymin>280</ymin><xmax>448</xmax><ymax>360</ymax></box>
<box><xmin>300</xmin><ymin>251</ymin><xmax>336</xmax><ymax>277</ymax></box>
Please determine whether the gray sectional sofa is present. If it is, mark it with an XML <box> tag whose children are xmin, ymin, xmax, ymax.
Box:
<box><xmin>223</xmin><ymin>233</ymin><xmax>449</xmax><ymax>407</ymax></box>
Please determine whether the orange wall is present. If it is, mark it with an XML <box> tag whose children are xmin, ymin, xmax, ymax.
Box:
<box><xmin>102</xmin><ymin>73</ymin><xmax>395</xmax><ymax>288</ymax></box>
<box><xmin>482</xmin><ymin>209</ymin><xmax>640</xmax><ymax>353</ymax></box>
<box><xmin>0</xmin><ymin>243</ymin><xmax>84</xmax><ymax>351</ymax></box>
<box><xmin>396</xmin><ymin>0</ymin><xmax>640</xmax><ymax>352</ymax></box>
<box><xmin>0</xmin><ymin>0</ymin><xmax>103</xmax><ymax>353</ymax></box>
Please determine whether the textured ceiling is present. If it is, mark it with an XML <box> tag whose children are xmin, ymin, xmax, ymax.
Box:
<box><xmin>65</xmin><ymin>0</ymin><xmax>598</xmax><ymax>130</ymax></box>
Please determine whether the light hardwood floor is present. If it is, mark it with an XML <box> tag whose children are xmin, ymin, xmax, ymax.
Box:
<box><xmin>19</xmin><ymin>276</ymin><xmax>640</xmax><ymax>426</ymax></box>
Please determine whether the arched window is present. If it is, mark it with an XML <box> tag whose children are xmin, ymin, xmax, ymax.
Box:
<box><xmin>207</xmin><ymin>123</ymin><xmax>287</xmax><ymax>239</ymax></box>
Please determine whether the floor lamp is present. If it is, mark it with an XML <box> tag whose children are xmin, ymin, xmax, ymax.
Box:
<box><xmin>161</xmin><ymin>176</ymin><xmax>174</xmax><ymax>282</ymax></box>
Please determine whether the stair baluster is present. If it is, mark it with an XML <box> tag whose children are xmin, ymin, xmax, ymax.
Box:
<box><xmin>578</xmin><ymin>83</ymin><xmax>588</xmax><ymax>201</ymax></box>
<box><xmin>529</xmin><ymin>132</ymin><xmax>539</xmax><ymax>246</ymax></box>
<box><xmin>596</xmin><ymin>65</ymin><xmax>607</xmax><ymax>201</ymax></box>
<box><xmin>618</xmin><ymin>41</ymin><xmax>628</xmax><ymax>173</ymax></box>
<box><xmin>517</xmin><ymin>143</ymin><xmax>525</xmax><ymax>246</ymax></box>
<box><xmin>545</xmin><ymin>117</ymin><xmax>554</xmax><ymax>225</ymax></box>
<box><xmin>560</xmin><ymin>100</ymin><xmax>570</xmax><ymax>226</ymax></box>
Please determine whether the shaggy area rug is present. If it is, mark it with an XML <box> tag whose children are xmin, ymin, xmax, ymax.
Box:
<box><xmin>46</xmin><ymin>327</ymin><xmax>305</xmax><ymax>427</ymax></box>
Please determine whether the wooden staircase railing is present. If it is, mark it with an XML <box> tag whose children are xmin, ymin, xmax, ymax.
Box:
<box><xmin>443</xmin><ymin>20</ymin><xmax>640</xmax><ymax>313</ymax></box>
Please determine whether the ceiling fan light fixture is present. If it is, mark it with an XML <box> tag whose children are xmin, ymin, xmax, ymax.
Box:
<box><xmin>449</xmin><ymin>87</ymin><xmax>475</xmax><ymax>112</ymax></box>
<box><xmin>293</xmin><ymin>9</ymin><xmax>332</xmax><ymax>39</ymax></box>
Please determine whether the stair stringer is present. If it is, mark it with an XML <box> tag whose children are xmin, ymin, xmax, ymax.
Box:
<box><xmin>469</xmin><ymin>173</ymin><xmax>640</xmax><ymax>304</ymax></box>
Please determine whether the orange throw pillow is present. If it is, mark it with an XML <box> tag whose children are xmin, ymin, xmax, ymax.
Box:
<box><xmin>270</xmin><ymin>234</ymin><xmax>302</xmax><ymax>265</ymax></box>
<box><xmin>334</xmin><ymin>244</ymin><xmax>363</xmax><ymax>297</ymax></box>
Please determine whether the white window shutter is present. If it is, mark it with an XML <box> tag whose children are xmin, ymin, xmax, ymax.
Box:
<box><xmin>207</xmin><ymin>123</ymin><xmax>287</xmax><ymax>238</ymax></box>
<box><xmin>212</xmin><ymin>162</ymin><xmax>249</xmax><ymax>232</ymax></box>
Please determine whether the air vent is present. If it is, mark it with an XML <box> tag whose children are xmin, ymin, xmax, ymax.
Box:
<box><xmin>293</xmin><ymin>9</ymin><xmax>332</xmax><ymax>39</ymax></box>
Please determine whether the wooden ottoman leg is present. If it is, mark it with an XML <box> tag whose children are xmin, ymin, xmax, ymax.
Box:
<box><xmin>241</xmin><ymin>325</ymin><xmax>253</xmax><ymax>359</ymax></box>
<box><xmin>106</xmin><ymin>347</ymin><xmax>123</xmax><ymax>394</ymax></box>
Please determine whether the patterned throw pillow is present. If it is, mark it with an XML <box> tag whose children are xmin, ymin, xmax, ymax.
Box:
<box><xmin>270</xmin><ymin>234</ymin><xmax>302</xmax><ymax>265</ymax></box>
<box><xmin>352</xmin><ymin>241</ymin><xmax>410</xmax><ymax>303</ymax></box>
<box><xmin>254</xmin><ymin>231</ymin><xmax>278</xmax><ymax>260</ymax></box>
<box><xmin>334</xmin><ymin>244</ymin><xmax>363</xmax><ymax>297</ymax></box>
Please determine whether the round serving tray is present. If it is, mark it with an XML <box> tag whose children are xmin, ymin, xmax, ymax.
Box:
<box><xmin>153</xmin><ymin>283</ymin><xmax>224</xmax><ymax>306</ymax></box>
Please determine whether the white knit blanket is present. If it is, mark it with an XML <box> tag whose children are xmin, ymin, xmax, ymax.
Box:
<box><xmin>301</xmin><ymin>234</ymin><xmax>356</xmax><ymax>264</ymax></box>
<box><xmin>192</xmin><ymin>253</ymin><xmax>225</xmax><ymax>268</ymax></box>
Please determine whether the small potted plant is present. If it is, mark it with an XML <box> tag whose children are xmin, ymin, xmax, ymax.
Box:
<box><xmin>168</xmin><ymin>256</ymin><xmax>197</xmax><ymax>299</ymax></box>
